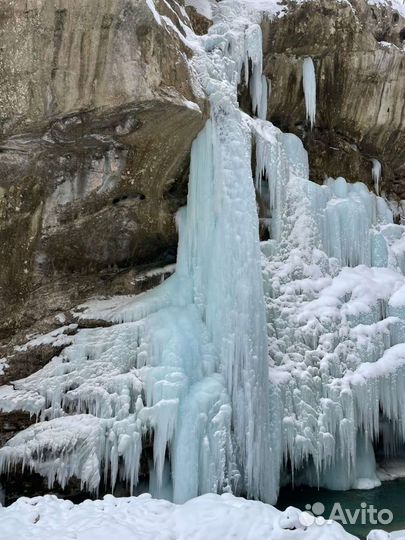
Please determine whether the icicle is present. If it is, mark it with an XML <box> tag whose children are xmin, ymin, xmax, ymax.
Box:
<box><xmin>302</xmin><ymin>57</ymin><xmax>316</xmax><ymax>129</ymax></box>
<box><xmin>371</xmin><ymin>158</ymin><xmax>382</xmax><ymax>196</ymax></box>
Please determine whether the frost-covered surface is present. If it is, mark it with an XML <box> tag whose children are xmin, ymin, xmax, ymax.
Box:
<box><xmin>0</xmin><ymin>0</ymin><xmax>404</xmax><ymax>525</ymax></box>
<box><xmin>367</xmin><ymin>0</ymin><xmax>405</xmax><ymax>17</ymax></box>
<box><xmin>254</xmin><ymin>118</ymin><xmax>404</xmax><ymax>490</ymax></box>
<box><xmin>0</xmin><ymin>493</ymin><xmax>359</xmax><ymax>540</ymax></box>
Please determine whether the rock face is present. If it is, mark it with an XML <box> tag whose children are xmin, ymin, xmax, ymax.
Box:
<box><xmin>0</xmin><ymin>0</ymin><xmax>207</xmax><ymax>340</ymax></box>
<box><xmin>261</xmin><ymin>0</ymin><xmax>405</xmax><ymax>199</ymax></box>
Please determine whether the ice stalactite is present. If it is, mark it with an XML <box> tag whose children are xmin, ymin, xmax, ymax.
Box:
<box><xmin>244</xmin><ymin>24</ymin><xmax>268</xmax><ymax>120</ymax></box>
<box><xmin>371</xmin><ymin>158</ymin><xmax>382</xmax><ymax>196</ymax></box>
<box><xmin>302</xmin><ymin>57</ymin><xmax>316</xmax><ymax>129</ymax></box>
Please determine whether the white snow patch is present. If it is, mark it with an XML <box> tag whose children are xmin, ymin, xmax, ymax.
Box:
<box><xmin>185</xmin><ymin>0</ymin><xmax>214</xmax><ymax>19</ymax></box>
<box><xmin>243</xmin><ymin>0</ymin><xmax>288</xmax><ymax>18</ymax></box>
<box><xmin>368</xmin><ymin>531</ymin><xmax>405</xmax><ymax>540</ymax></box>
<box><xmin>367</xmin><ymin>0</ymin><xmax>405</xmax><ymax>17</ymax></box>
<box><xmin>182</xmin><ymin>99</ymin><xmax>202</xmax><ymax>112</ymax></box>
<box><xmin>0</xmin><ymin>493</ymin><xmax>358</xmax><ymax>540</ymax></box>
<box><xmin>54</xmin><ymin>313</ymin><xmax>66</xmax><ymax>324</ymax></box>
<box><xmin>15</xmin><ymin>325</ymin><xmax>78</xmax><ymax>352</ymax></box>
<box><xmin>0</xmin><ymin>359</ymin><xmax>8</xmax><ymax>376</ymax></box>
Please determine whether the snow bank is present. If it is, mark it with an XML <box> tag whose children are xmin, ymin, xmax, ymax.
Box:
<box><xmin>0</xmin><ymin>493</ymin><xmax>358</xmax><ymax>540</ymax></box>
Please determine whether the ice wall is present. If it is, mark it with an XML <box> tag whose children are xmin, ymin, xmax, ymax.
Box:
<box><xmin>253</xmin><ymin>120</ymin><xmax>405</xmax><ymax>490</ymax></box>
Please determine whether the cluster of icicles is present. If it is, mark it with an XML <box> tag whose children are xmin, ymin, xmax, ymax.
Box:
<box><xmin>0</xmin><ymin>0</ymin><xmax>404</xmax><ymax>504</ymax></box>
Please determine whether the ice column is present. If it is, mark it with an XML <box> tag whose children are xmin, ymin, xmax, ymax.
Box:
<box><xmin>302</xmin><ymin>57</ymin><xmax>316</xmax><ymax>129</ymax></box>
<box><xmin>176</xmin><ymin>102</ymin><xmax>274</xmax><ymax>505</ymax></box>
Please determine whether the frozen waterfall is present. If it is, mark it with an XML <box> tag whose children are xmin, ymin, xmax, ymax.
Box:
<box><xmin>0</xmin><ymin>0</ymin><xmax>404</xmax><ymax>506</ymax></box>
<box><xmin>0</xmin><ymin>0</ymin><xmax>277</xmax><ymax>505</ymax></box>
<box><xmin>253</xmin><ymin>121</ymin><xmax>404</xmax><ymax>490</ymax></box>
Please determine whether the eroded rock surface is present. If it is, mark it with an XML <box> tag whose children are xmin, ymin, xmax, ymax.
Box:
<box><xmin>0</xmin><ymin>0</ymin><xmax>207</xmax><ymax>339</ymax></box>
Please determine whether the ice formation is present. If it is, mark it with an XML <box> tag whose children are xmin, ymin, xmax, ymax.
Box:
<box><xmin>0</xmin><ymin>0</ymin><xmax>276</xmax><ymax>505</ymax></box>
<box><xmin>302</xmin><ymin>57</ymin><xmax>316</xmax><ymax>128</ymax></box>
<box><xmin>0</xmin><ymin>0</ymin><xmax>404</xmax><ymax>510</ymax></box>
<box><xmin>372</xmin><ymin>159</ymin><xmax>382</xmax><ymax>196</ymax></box>
<box><xmin>254</xmin><ymin>123</ymin><xmax>405</xmax><ymax>490</ymax></box>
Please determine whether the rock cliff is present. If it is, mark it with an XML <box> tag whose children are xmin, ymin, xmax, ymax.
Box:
<box><xmin>0</xmin><ymin>0</ymin><xmax>207</xmax><ymax>343</ymax></box>
<box><xmin>261</xmin><ymin>0</ymin><xmax>405</xmax><ymax>199</ymax></box>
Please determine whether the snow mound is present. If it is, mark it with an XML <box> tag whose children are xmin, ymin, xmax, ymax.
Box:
<box><xmin>0</xmin><ymin>493</ymin><xmax>358</xmax><ymax>540</ymax></box>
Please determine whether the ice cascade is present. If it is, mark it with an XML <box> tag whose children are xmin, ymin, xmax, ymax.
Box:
<box><xmin>253</xmin><ymin>121</ymin><xmax>405</xmax><ymax>490</ymax></box>
<box><xmin>371</xmin><ymin>158</ymin><xmax>382</xmax><ymax>196</ymax></box>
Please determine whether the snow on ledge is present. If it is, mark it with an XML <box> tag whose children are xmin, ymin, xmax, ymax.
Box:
<box><xmin>367</xmin><ymin>0</ymin><xmax>405</xmax><ymax>17</ymax></box>
<box><xmin>14</xmin><ymin>324</ymin><xmax>78</xmax><ymax>352</ymax></box>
